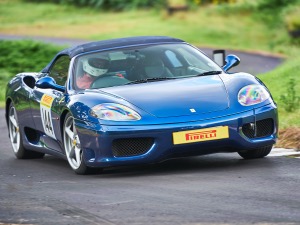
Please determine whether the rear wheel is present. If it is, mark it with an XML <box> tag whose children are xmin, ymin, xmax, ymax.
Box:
<box><xmin>238</xmin><ymin>145</ymin><xmax>273</xmax><ymax>159</ymax></box>
<box><xmin>8</xmin><ymin>102</ymin><xmax>44</xmax><ymax>159</ymax></box>
<box><xmin>63</xmin><ymin>112</ymin><xmax>100</xmax><ymax>175</ymax></box>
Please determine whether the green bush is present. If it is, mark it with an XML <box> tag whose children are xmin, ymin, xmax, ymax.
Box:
<box><xmin>22</xmin><ymin>0</ymin><xmax>166</xmax><ymax>10</ymax></box>
<box><xmin>257</xmin><ymin>0</ymin><xmax>296</xmax><ymax>10</ymax></box>
<box><xmin>21</xmin><ymin>0</ymin><xmax>241</xmax><ymax>10</ymax></box>
<box><xmin>280</xmin><ymin>79</ymin><xmax>300</xmax><ymax>112</ymax></box>
<box><xmin>0</xmin><ymin>40</ymin><xmax>62</xmax><ymax>103</ymax></box>
<box><xmin>0</xmin><ymin>40</ymin><xmax>61</xmax><ymax>75</ymax></box>
<box><xmin>284</xmin><ymin>6</ymin><xmax>300</xmax><ymax>31</ymax></box>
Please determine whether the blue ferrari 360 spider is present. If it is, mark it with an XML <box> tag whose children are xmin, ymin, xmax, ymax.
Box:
<box><xmin>5</xmin><ymin>36</ymin><xmax>278</xmax><ymax>174</ymax></box>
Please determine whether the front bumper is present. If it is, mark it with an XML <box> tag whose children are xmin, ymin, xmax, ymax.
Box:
<box><xmin>76</xmin><ymin>103</ymin><xmax>278</xmax><ymax>168</ymax></box>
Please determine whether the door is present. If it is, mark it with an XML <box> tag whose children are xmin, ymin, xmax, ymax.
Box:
<box><xmin>30</xmin><ymin>55</ymin><xmax>70</xmax><ymax>151</ymax></box>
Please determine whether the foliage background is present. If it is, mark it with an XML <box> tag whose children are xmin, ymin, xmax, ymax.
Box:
<box><xmin>0</xmin><ymin>40</ymin><xmax>62</xmax><ymax>104</ymax></box>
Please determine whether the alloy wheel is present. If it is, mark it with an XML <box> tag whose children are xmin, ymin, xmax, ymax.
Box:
<box><xmin>64</xmin><ymin>115</ymin><xmax>82</xmax><ymax>170</ymax></box>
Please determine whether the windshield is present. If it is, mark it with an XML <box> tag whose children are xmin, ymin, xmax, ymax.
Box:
<box><xmin>73</xmin><ymin>43</ymin><xmax>222</xmax><ymax>90</ymax></box>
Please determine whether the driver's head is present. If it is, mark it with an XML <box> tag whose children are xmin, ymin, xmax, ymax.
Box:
<box><xmin>83</xmin><ymin>56</ymin><xmax>109</xmax><ymax>77</ymax></box>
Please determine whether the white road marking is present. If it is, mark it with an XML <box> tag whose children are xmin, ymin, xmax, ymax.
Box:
<box><xmin>100</xmin><ymin>200</ymin><xmax>135</xmax><ymax>206</ymax></box>
<box><xmin>268</xmin><ymin>148</ymin><xmax>299</xmax><ymax>157</ymax></box>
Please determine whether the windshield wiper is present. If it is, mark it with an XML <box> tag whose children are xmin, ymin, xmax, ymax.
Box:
<box><xmin>196</xmin><ymin>71</ymin><xmax>223</xmax><ymax>76</ymax></box>
<box><xmin>125</xmin><ymin>77</ymin><xmax>176</xmax><ymax>85</ymax></box>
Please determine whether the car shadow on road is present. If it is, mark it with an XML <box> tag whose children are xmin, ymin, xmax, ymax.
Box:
<box><xmin>97</xmin><ymin>154</ymin><xmax>277</xmax><ymax>178</ymax></box>
<box><xmin>4</xmin><ymin>153</ymin><xmax>277</xmax><ymax>178</ymax></box>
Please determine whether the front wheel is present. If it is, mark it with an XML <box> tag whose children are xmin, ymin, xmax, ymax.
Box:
<box><xmin>63</xmin><ymin>112</ymin><xmax>100</xmax><ymax>175</ymax></box>
<box><xmin>238</xmin><ymin>145</ymin><xmax>273</xmax><ymax>159</ymax></box>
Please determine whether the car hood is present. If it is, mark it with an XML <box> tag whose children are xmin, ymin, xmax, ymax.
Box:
<box><xmin>100</xmin><ymin>75</ymin><xmax>229</xmax><ymax>118</ymax></box>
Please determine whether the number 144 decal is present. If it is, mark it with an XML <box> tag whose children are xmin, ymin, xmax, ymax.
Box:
<box><xmin>40</xmin><ymin>94</ymin><xmax>56</xmax><ymax>139</ymax></box>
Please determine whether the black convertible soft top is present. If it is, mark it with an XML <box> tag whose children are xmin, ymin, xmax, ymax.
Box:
<box><xmin>64</xmin><ymin>36</ymin><xmax>184</xmax><ymax>58</ymax></box>
<box><xmin>42</xmin><ymin>36</ymin><xmax>185</xmax><ymax>73</ymax></box>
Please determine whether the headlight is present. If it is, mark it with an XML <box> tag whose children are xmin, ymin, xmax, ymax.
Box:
<box><xmin>238</xmin><ymin>84</ymin><xmax>270</xmax><ymax>106</ymax></box>
<box><xmin>90</xmin><ymin>103</ymin><xmax>141</xmax><ymax>121</ymax></box>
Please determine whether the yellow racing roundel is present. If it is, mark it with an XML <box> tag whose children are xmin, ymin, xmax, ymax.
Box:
<box><xmin>41</xmin><ymin>94</ymin><xmax>54</xmax><ymax>108</ymax></box>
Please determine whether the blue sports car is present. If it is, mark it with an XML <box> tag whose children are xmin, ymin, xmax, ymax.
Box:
<box><xmin>5</xmin><ymin>36</ymin><xmax>278</xmax><ymax>174</ymax></box>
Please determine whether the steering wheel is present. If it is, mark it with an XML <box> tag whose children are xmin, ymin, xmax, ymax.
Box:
<box><xmin>91</xmin><ymin>74</ymin><xmax>129</xmax><ymax>89</ymax></box>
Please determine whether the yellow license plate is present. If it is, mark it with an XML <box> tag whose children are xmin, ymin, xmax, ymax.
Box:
<box><xmin>173</xmin><ymin>126</ymin><xmax>229</xmax><ymax>145</ymax></box>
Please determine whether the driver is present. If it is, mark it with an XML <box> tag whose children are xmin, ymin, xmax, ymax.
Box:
<box><xmin>76</xmin><ymin>56</ymin><xmax>109</xmax><ymax>89</ymax></box>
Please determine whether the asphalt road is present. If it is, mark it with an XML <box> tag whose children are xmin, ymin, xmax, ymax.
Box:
<box><xmin>1</xmin><ymin>107</ymin><xmax>300</xmax><ymax>225</ymax></box>
<box><xmin>0</xmin><ymin>34</ymin><xmax>283</xmax><ymax>75</ymax></box>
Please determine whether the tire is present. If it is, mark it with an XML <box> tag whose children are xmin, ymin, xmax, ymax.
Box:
<box><xmin>238</xmin><ymin>145</ymin><xmax>273</xmax><ymax>159</ymax></box>
<box><xmin>8</xmin><ymin>102</ymin><xmax>45</xmax><ymax>159</ymax></box>
<box><xmin>63</xmin><ymin>112</ymin><xmax>100</xmax><ymax>175</ymax></box>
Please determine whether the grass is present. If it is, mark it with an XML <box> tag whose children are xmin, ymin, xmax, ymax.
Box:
<box><xmin>258</xmin><ymin>56</ymin><xmax>300</xmax><ymax>129</ymax></box>
<box><xmin>0</xmin><ymin>0</ymin><xmax>296</xmax><ymax>55</ymax></box>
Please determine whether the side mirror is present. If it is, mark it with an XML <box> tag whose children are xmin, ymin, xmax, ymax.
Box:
<box><xmin>35</xmin><ymin>76</ymin><xmax>65</xmax><ymax>92</ymax></box>
<box><xmin>222</xmin><ymin>54</ymin><xmax>240</xmax><ymax>72</ymax></box>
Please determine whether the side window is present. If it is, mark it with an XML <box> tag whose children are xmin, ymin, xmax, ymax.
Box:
<box><xmin>49</xmin><ymin>56</ymin><xmax>70</xmax><ymax>86</ymax></box>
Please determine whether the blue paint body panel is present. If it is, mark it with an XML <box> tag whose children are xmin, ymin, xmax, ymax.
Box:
<box><xmin>5</xmin><ymin>36</ymin><xmax>278</xmax><ymax>170</ymax></box>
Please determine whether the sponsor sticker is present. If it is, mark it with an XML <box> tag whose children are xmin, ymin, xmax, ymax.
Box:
<box><xmin>40</xmin><ymin>94</ymin><xmax>56</xmax><ymax>139</ymax></box>
<box><xmin>41</xmin><ymin>94</ymin><xmax>54</xmax><ymax>107</ymax></box>
<box><xmin>173</xmin><ymin>126</ymin><xmax>229</xmax><ymax>145</ymax></box>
